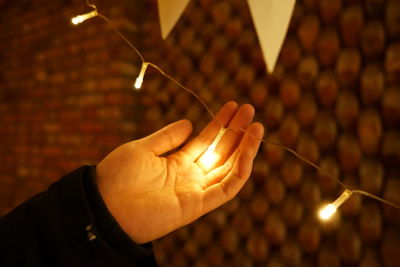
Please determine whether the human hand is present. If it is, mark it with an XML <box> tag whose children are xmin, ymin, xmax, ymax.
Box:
<box><xmin>95</xmin><ymin>101</ymin><xmax>264</xmax><ymax>244</ymax></box>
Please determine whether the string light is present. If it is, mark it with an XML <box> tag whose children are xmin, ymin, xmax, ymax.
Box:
<box><xmin>318</xmin><ymin>189</ymin><xmax>353</xmax><ymax>221</ymax></box>
<box><xmin>134</xmin><ymin>62</ymin><xmax>149</xmax><ymax>89</ymax></box>
<box><xmin>71</xmin><ymin>2</ymin><xmax>400</xmax><ymax>216</ymax></box>
<box><xmin>71</xmin><ymin>10</ymin><xmax>98</xmax><ymax>25</ymax></box>
<box><xmin>197</xmin><ymin>127</ymin><xmax>226</xmax><ymax>172</ymax></box>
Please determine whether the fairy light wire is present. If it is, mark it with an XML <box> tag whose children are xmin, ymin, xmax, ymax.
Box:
<box><xmin>97</xmin><ymin>13</ymin><xmax>145</xmax><ymax>62</ymax></box>
<box><xmin>352</xmin><ymin>190</ymin><xmax>400</xmax><ymax>210</ymax></box>
<box><xmin>73</xmin><ymin>2</ymin><xmax>400</xmax><ymax>212</ymax></box>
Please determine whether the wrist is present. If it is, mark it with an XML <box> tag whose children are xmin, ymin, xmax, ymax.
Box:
<box><xmin>83</xmin><ymin>166</ymin><xmax>154</xmax><ymax>256</ymax></box>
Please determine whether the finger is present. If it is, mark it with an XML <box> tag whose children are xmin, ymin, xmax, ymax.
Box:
<box><xmin>202</xmin><ymin>122</ymin><xmax>263</xmax><ymax>188</ymax></box>
<box><xmin>201</xmin><ymin>149</ymin><xmax>239</xmax><ymax>188</ymax></box>
<box><xmin>234</xmin><ymin>122</ymin><xmax>265</xmax><ymax>159</ymax></box>
<box><xmin>201</xmin><ymin>150</ymin><xmax>254</xmax><ymax>214</ymax></box>
<box><xmin>214</xmin><ymin>104</ymin><xmax>255</xmax><ymax>163</ymax></box>
<box><xmin>137</xmin><ymin>119</ymin><xmax>193</xmax><ymax>155</ymax></box>
<box><xmin>181</xmin><ymin>101</ymin><xmax>238</xmax><ymax>160</ymax></box>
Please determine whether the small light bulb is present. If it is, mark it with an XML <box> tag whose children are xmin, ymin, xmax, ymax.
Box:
<box><xmin>134</xmin><ymin>62</ymin><xmax>149</xmax><ymax>89</ymax></box>
<box><xmin>318</xmin><ymin>189</ymin><xmax>353</xmax><ymax>221</ymax></box>
<box><xmin>319</xmin><ymin>204</ymin><xmax>337</xmax><ymax>220</ymax></box>
<box><xmin>71</xmin><ymin>10</ymin><xmax>98</xmax><ymax>25</ymax></box>
<box><xmin>197</xmin><ymin>127</ymin><xmax>226</xmax><ymax>172</ymax></box>
<box><xmin>197</xmin><ymin>149</ymin><xmax>220</xmax><ymax>171</ymax></box>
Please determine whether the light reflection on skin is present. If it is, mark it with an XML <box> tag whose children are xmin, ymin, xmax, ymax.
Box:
<box><xmin>197</xmin><ymin>127</ymin><xmax>226</xmax><ymax>172</ymax></box>
<box><xmin>197</xmin><ymin>149</ymin><xmax>220</xmax><ymax>172</ymax></box>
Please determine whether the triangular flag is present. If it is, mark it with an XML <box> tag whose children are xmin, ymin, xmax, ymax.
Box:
<box><xmin>157</xmin><ymin>0</ymin><xmax>190</xmax><ymax>39</ymax></box>
<box><xmin>247</xmin><ymin>0</ymin><xmax>296</xmax><ymax>72</ymax></box>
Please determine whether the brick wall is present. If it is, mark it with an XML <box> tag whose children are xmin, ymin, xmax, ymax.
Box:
<box><xmin>0</xmin><ymin>0</ymin><xmax>145</xmax><ymax>214</ymax></box>
<box><xmin>1</xmin><ymin>0</ymin><xmax>400</xmax><ymax>266</ymax></box>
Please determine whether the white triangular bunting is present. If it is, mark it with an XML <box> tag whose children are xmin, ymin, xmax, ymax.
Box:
<box><xmin>247</xmin><ymin>0</ymin><xmax>296</xmax><ymax>72</ymax></box>
<box><xmin>157</xmin><ymin>0</ymin><xmax>190</xmax><ymax>39</ymax></box>
<box><xmin>157</xmin><ymin>0</ymin><xmax>296</xmax><ymax>72</ymax></box>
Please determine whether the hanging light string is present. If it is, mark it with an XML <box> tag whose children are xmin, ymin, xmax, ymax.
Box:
<box><xmin>96</xmin><ymin>13</ymin><xmax>145</xmax><ymax>62</ymax></box>
<box><xmin>71</xmin><ymin>2</ymin><xmax>400</xmax><ymax>218</ymax></box>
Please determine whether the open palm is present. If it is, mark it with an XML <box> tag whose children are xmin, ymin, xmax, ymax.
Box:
<box><xmin>96</xmin><ymin>102</ymin><xmax>263</xmax><ymax>244</ymax></box>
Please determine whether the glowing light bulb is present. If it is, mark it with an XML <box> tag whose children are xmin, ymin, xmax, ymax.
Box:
<box><xmin>319</xmin><ymin>204</ymin><xmax>337</xmax><ymax>220</ymax></box>
<box><xmin>198</xmin><ymin>149</ymin><xmax>220</xmax><ymax>171</ymax></box>
<box><xmin>71</xmin><ymin>10</ymin><xmax>98</xmax><ymax>25</ymax></box>
<box><xmin>134</xmin><ymin>62</ymin><xmax>149</xmax><ymax>89</ymax></box>
<box><xmin>318</xmin><ymin>189</ymin><xmax>353</xmax><ymax>221</ymax></box>
<box><xmin>197</xmin><ymin>127</ymin><xmax>226</xmax><ymax>172</ymax></box>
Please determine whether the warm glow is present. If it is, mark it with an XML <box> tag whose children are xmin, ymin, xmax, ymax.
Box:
<box><xmin>134</xmin><ymin>78</ymin><xmax>143</xmax><ymax>89</ymax></box>
<box><xmin>71</xmin><ymin>10</ymin><xmax>98</xmax><ymax>25</ymax></box>
<box><xmin>197</xmin><ymin>148</ymin><xmax>220</xmax><ymax>172</ymax></box>
<box><xmin>318</xmin><ymin>204</ymin><xmax>337</xmax><ymax>220</ymax></box>
<box><xmin>197</xmin><ymin>128</ymin><xmax>226</xmax><ymax>172</ymax></box>
<box><xmin>318</xmin><ymin>189</ymin><xmax>353</xmax><ymax>221</ymax></box>
<box><xmin>134</xmin><ymin>62</ymin><xmax>149</xmax><ymax>89</ymax></box>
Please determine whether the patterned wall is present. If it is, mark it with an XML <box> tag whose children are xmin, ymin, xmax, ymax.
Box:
<box><xmin>137</xmin><ymin>0</ymin><xmax>400</xmax><ymax>266</ymax></box>
<box><xmin>0</xmin><ymin>0</ymin><xmax>399</xmax><ymax>266</ymax></box>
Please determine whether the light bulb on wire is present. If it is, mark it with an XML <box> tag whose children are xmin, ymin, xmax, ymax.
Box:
<box><xmin>134</xmin><ymin>62</ymin><xmax>149</xmax><ymax>89</ymax></box>
<box><xmin>71</xmin><ymin>10</ymin><xmax>98</xmax><ymax>25</ymax></box>
<box><xmin>197</xmin><ymin>127</ymin><xmax>226</xmax><ymax>172</ymax></box>
<box><xmin>318</xmin><ymin>189</ymin><xmax>353</xmax><ymax>221</ymax></box>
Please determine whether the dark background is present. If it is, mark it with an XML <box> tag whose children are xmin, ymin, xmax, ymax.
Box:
<box><xmin>1</xmin><ymin>0</ymin><xmax>400</xmax><ymax>266</ymax></box>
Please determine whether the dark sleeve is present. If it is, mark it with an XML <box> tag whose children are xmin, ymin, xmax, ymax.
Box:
<box><xmin>0</xmin><ymin>166</ymin><xmax>157</xmax><ymax>267</ymax></box>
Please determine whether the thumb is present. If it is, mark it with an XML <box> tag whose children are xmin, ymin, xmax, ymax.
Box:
<box><xmin>138</xmin><ymin>119</ymin><xmax>193</xmax><ymax>155</ymax></box>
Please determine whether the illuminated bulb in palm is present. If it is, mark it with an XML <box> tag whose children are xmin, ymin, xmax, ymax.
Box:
<box><xmin>197</xmin><ymin>146</ymin><xmax>220</xmax><ymax>171</ymax></box>
<box><xmin>197</xmin><ymin>128</ymin><xmax>226</xmax><ymax>172</ymax></box>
